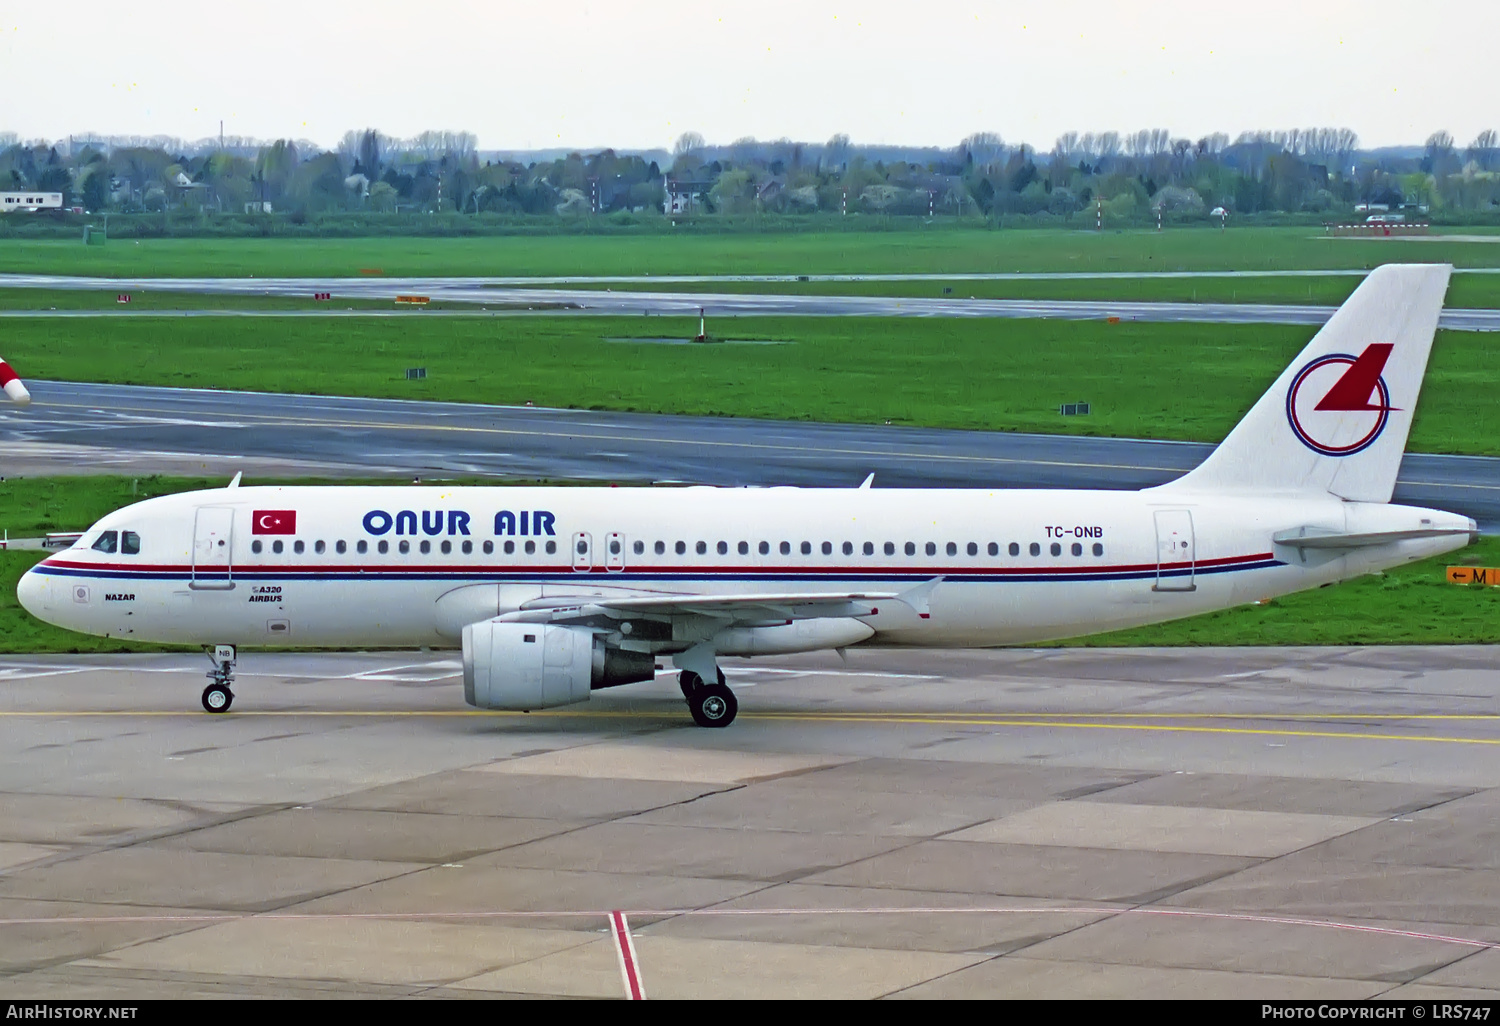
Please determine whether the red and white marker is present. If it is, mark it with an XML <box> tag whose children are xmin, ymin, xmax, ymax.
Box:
<box><xmin>609</xmin><ymin>910</ymin><xmax>646</xmax><ymax>1000</ymax></box>
<box><xmin>0</xmin><ymin>357</ymin><xmax>29</xmax><ymax>404</ymax></box>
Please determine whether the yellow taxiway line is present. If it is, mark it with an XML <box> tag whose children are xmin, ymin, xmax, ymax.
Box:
<box><xmin>0</xmin><ymin>707</ymin><xmax>1496</xmax><ymax>744</ymax></box>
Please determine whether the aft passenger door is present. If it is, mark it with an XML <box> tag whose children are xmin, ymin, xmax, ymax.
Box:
<box><xmin>606</xmin><ymin>532</ymin><xmax>625</xmax><ymax>572</ymax></box>
<box><xmin>1153</xmin><ymin>510</ymin><xmax>1196</xmax><ymax>592</ymax></box>
<box><xmin>191</xmin><ymin>507</ymin><xmax>235</xmax><ymax>590</ymax></box>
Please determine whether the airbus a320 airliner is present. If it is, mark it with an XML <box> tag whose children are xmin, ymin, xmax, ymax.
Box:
<box><xmin>13</xmin><ymin>264</ymin><xmax>1475</xmax><ymax>726</ymax></box>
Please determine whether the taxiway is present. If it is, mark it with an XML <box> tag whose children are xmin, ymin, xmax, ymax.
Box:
<box><xmin>0</xmin><ymin>646</ymin><xmax>1495</xmax><ymax>998</ymax></box>
<box><xmin>5</xmin><ymin>380</ymin><xmax>1499</xmax><ymax>530</ymax></box>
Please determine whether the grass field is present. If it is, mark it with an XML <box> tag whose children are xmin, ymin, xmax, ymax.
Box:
<box><xmin>3</xmin><ymin>476</ymin><xmax>1497</xmax><ymax>654</ymax></box>
<box><xmin>5</xmin><ymin>227</ymin><xmax>1500</xmax><ymax>279</ymax></box>
<box><xmin>6</xmin><ymin>314</ymin><xmax>1497</xmax><ymax>454</ymax></box>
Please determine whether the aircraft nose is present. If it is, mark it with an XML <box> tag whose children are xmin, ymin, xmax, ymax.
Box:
<box><xmin>16</xmin><ymin>568</ymin><xmax>51</xmax><ymax>619</ymax></box>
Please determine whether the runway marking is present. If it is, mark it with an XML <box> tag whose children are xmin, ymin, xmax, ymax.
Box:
<box><xmin>609</xmin><ymin>910</ymin><xmax>646</xmax><ymax>1000</ymax></box>
<box><xmin>0</xmin><ymin>710</ymin><xmax>1494</xmax><ymax>744</ymax></box>
<box><xmin>1</xmin><ymin>906</ymin><xmax>1494</xmax><ymax>956</ymax></box>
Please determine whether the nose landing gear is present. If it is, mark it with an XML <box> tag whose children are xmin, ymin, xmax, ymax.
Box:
<box><xmin>679</xmin><ymin>669</ymin><xmax>737</xmax><ymax>728</ymax></box>
<box><xmin>202</xmin><ymin>644</ymin><xmax>236</xmax><ymax>714</ymax></box>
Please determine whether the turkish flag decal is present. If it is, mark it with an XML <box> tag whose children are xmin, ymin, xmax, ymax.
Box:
<box><xmin>252</xmin><ymin>510</ymin><xmax>297</xmax><ymax>535</ymax></box>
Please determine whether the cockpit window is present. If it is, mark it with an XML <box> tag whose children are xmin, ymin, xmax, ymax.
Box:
<box><xmin>121</xmin><ymin>531</ymin><xmax>141</xmax><ymax>555</ymax></box>
<box><xmin>91</xmin><ymin>531</ymin><xmax>118</xmax><ymax>553</ymax></box>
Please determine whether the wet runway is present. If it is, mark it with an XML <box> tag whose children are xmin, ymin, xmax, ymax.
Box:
<box><xmin>0</xmin><ymin>646</ymin><xmax>1495</xmax><ymax>998</ymax></box>
<box><xmin>2</xmin><ymin>274</ymin><xmax>1499</xmax><ymax>328</ymax></box>
<box><xmin>6</xmin><ymin>380</ymin><xmax>1499</xmax><ymax>530</ymax></box>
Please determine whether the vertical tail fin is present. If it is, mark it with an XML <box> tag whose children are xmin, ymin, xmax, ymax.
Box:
<box><xmin>1163</xmin><ymin>263</ymin><xmax>1450</xmax><ymax>503</ymax></box>
<box><xmin>0</xmin><ymin>357</ymin><xmax>29</xmax><ymax>405</ymax></box>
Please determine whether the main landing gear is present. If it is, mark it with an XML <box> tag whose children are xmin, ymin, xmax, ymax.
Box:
<box><xmin>202</xmin><ymin>644</ymin><xmax>237</xmax><ymax>714</ymax></box>
<box><xmin>679</xmin><ymin>669</ymin><xmax>737</xmax><ymax>728</ymax></box>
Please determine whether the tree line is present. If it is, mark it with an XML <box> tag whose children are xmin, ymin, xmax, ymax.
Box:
<box><xmin>2</xmin><ymin>126</ymin><xmax>1498</xmax><ymax>225</ymax></box>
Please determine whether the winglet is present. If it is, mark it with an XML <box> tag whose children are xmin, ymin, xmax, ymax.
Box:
<box><xmin>0</xmin><ymin>357</ymin><xmax>31</xmax><ymax>405</ymax></box>
<box><xmin>858</xmin><ymin>473</ymin><xmax>874</xmax><ymax>490</ymax></box>
<box><xmin>895</xmin><ymin>576</ymin><xmax>943</xmax><ymax>619</ymax></box>
<box><xmin>227</xmin><ymin>472</ymin><xmax>243</xmax><ymax>489</ymax></box>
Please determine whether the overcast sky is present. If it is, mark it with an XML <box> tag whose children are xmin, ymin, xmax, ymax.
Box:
<box><xmin>2</xmin><ymin>2</ymin><xmax>1493</xmax><ymax>152</ymax></box>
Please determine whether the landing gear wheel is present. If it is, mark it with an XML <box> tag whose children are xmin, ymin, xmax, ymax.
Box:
<box><xmin>202</xmin><ymin>684</ymin><xmax>234</xmax><ymax>714</ymax></box>
<box><xmin>687</xmin><ymin>682</ymin><xmax>737</xmax><ymax>728</ymax></box>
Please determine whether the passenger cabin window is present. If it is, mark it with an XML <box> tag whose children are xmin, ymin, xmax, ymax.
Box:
<box><xmin>1050</xmin><ymin>542</ymin><xmax>1062</xmax><ymax>556</ymax></box>
<box><xmin>1093</xmin><ymin>543</ymin><xmax>1104</xmax><ymax>556</ymax></box>
<box><xmin>524</xmin><ymin>540</ymin><xmax>535</xmax><ymax>554</ymax></box>
<box><xmin>821</xmin><ymin>541</ymin><xmax>833</xmax><ymax>555</ymax></box>
<box><xmin>1029</xmin><ymin>542</ymin><xmax>1040</xmax><ymax>556</ymax></box>
<box><xmin>654</xmin><ymin>541</ymin><xmax>666</xmax><ymax>555</ymax></box>
<box><xmin>121</xmin><ymin>531</ymin><xmax>141</xmax><ymax>555</ymax></box>
<box><xmin>545</xmin><ymin>540</ymin><xmax>556</xmax><ymax>554</ymax></box>
<box><xmin>315</xmin><ymin>540</ymin><xmax>326</xmax><ymax>554</ymax></box>
<box><xmin>419</xmin><ymin>540</ymin><xmax>431</xmax><ymax>554</ymax></box>
<box><xmin>502</xmin><ymin>540</ymin><xmax>513</xmax><ymax>554</ymax></box>
<box><xmin>252</xmin><ymin>540</ymin><xmax>263</xmax><ymax>554</ymax></box>
<box><xmin>800</xmin><ymin>541</ymin><xmax>812</xmax><ymax>555</ymax></box>
<box><xmin>377</xmin><ymin>540</ymin><xmax>388</xmax><ymax>554</ymax></box>
<box><xmin>967</xmin><ymin>542</ymin><xmax>978</xmax><ymax>556</ymax></box>
<box><xmin>676</xmin><ymin>541</ymin><xmax>687</xmax><ymax>555</ymax></box>
<box><xmin>758</xmin><ymin>541</ymin><xmax>769</xmax><ymax>555</ymax></box>
<box><xmin>399</xmin><ymin>540</ymin><xmax>410</xmax><ymax>555</ymax></box>
<box><xmin>633</xmin><ymin>540</ymin><xmax>644</xmax><ymax>555</ymax></box>
<box><xmin>863</xmin><ymin>542</ymin><xmax>874</xmax><ymax>556</ymax></box>
<box><xmin>441</xmin><ymin>540</ymin><xmax>452</xmax><ymax>554</ymax></box>
<box><xmin>905</xmin><ymin>542</ymin><xmax>915</xmax><ymax>556</ymax></box>
<box><xmin>988</xmin><ymin>542</ymin><xmax>999</xmax><ymax>556</ymax></box>
<box><xmin>483</xmin><ymin>541</ymin><xmax>494</xmax><ymax>554</ymax></box>
<box><xmin>946</xmin><ymin>542</ymin><xmax>957</xmax><ymax>556</ymax></box>
<box><xmin>293</xmin><ymin>540</ymin><xmax>305</xmax><ymax>554</ymax></box>
<box><xmin>272</xmin><ymin>540</ymin><xmax>284</xmax><ymax>554</ymax></box>
<box><xmin>91</xmin><ymin>531</ymin><xmax>118</xmax><ymax>554</ymax></box>
<box><xmin>737</xmin><ymin>541</ymin><xmax>748</xmax><ymax>555</ymax></box>
<box><xmin>717</xmin><ymin>541</ymin><xmax>728</xmax><ymax>555</ymax></box>
<box><xmin>842</xmin><ymin>542</ymin><xmax>853</xmax><ymax>555</ymax></box>
<box><xmin>925</xmin><ymin>542</ymin><xmax>937</xmax><ymax>556</ymax></box>
<box><xmin>780</xmin><ymin>541</ymin><xmax>791</xmax><ymax>555</ymax></box>
<box><xmin>1009</xmin><ymin>543</ymin><xmax>1020</xmax><ymax>556</ymax></box>
<box><xmin>462</xmin><ymin>540</ymin><xmax>472</xmax><ymax>554</ymax></box>
<box><xmin>696</xmin><ymin>541</ymin><xmax>707</xmax><ymax>555</ymax></box>
<box><xmin>357</xmin><ymin>540</ymin><xmax>368</xmax><ymax>554</ymax></box>
<box><xmin>1072</xmin><ymin>543</ymin><xmax>1083</xmax><ymax>556</ymax></box>
<box><xmin>337</xmin><ymin>540</ymin><xmax>348</xmax><ymax>554</ymax></box>
<box><xmin>885</xmin><ymin>542</ymin><xmax>895</xmax><ymax>556</ymax></box>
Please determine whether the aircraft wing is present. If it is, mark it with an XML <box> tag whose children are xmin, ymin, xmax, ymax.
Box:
<box><xmin>504</xmin><ymin>591</ymin><xmax>893</xmax><ymax>629</ymax></box>
<box><xmin>500</xmin><ymin>579</ymin><xmax>943</xmax><ymax>629</ymax></box>
<box><xmin>581</xmin><ymin>591</ymin><xmax>896</xmax><ymax>619</ymax></box>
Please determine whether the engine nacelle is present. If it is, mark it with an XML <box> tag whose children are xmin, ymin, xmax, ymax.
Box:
<box><xmin>462</xmin><ymin>620</ymin><xmax>657</xmax><ymax>710</ymax></box>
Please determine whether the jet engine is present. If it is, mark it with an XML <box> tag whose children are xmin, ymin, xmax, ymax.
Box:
<box><xmin>462</xmin><ymin>620</ymin><xmax>657</xmax><ymax>711</ymax></box>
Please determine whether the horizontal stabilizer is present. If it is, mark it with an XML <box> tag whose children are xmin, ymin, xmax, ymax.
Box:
<box><xmin>1272</xmin><ymin>525</ymin><xmax>1474</xmax><ymax>549</ymax></box>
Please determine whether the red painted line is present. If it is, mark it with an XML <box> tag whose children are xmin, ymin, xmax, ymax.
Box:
<box><xmin>37</xmin><ymin>553</ymin><xmax>1277</xmax><ymax>577</ymax></box>
<box><xmin>609</xmin><ymin>910</ymin><xmax>646</xmax><ymax>1000</ymax></box>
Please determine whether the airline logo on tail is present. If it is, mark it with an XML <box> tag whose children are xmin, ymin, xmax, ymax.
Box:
<box><xmin>1285</xmin><ymin>344</ymin><xmax>1397</xmax><ymax>457</ymax></box>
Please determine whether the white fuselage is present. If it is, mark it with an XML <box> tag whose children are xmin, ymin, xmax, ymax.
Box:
<box><xmin>16</xmin><ymin>484</ymin><xmax>1474</xmax><ymax>650</ymax></box>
